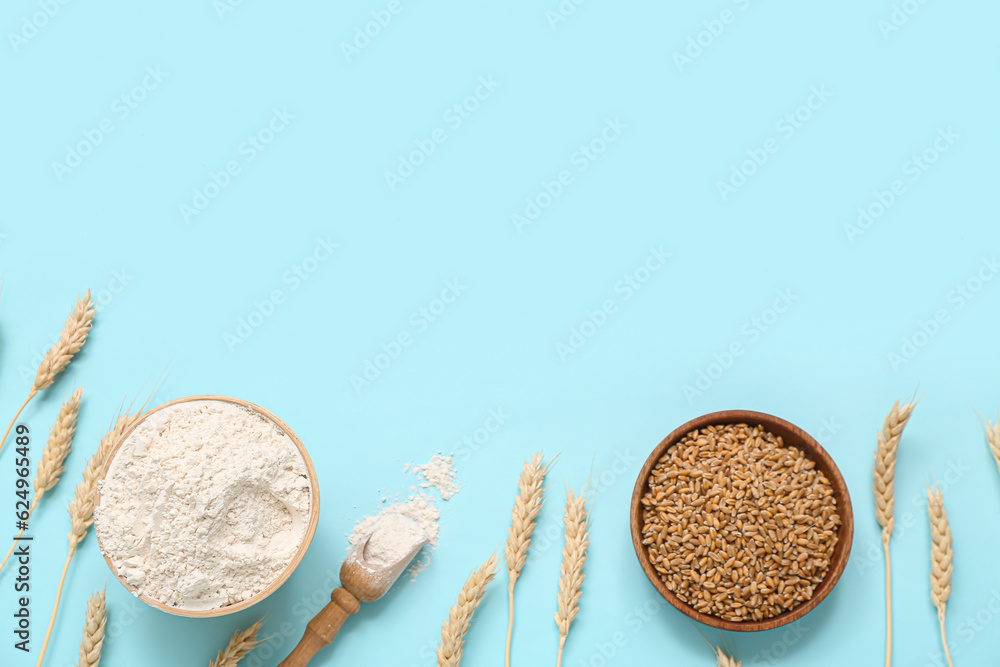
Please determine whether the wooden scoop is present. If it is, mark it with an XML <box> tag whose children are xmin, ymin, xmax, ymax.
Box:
<box><xmin>278</xmin><ymin>515</ymin><xmax>427</xmax><ymax>666</ymax></box>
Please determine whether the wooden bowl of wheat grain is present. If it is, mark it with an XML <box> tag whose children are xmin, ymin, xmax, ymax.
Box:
<box><xmin>94</xmin><ymin>395</ymin><xmax>321</xmax><ymax>618</ymax></box>
<box><xmin>630</xmin><ymin>410</ymin><xmax>853</xmax><ymax>632</ymax></box>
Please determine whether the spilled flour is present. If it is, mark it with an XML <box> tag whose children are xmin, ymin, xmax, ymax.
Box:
<box><xmin>95</xmin><ymin>400</ymin><xmax>312</xmax><ymax>611</ymax></box>
<box><xmin>405</xmin><ymin>453</ymin><xmax>460</xmax><ymax>500</ymax></box>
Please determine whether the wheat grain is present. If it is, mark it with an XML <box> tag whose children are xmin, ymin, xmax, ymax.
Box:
<box><xmin>928</xmin><ymin>484</ymin><xmax>954</xmax><ymax>667</ymax></box>
<box><xmin>639</xmin><ymin>424</ymin><xmax>840</xmax><ymax>621</ymax></box>
<box><xmin>555</xmin><ymin>488</ymin><xmax>589</xmax><ymax>667</ymax></box>
<box><xmin>437</xmin><ymin>553</ymin><xmax>498</xmax><ymax>667</ymax></box>
<box><xmin>36</xmin><ymin>404</ymin><xmax>144</xmax><ymax>667</ymax></box>
<box><xmin>715</xmin><ymin>646</ymin><xmax>741</xmax><ymax>667</ymax></box>
<box><xmin>209</xmin><ymin>619</ymin><xmax>264</xmax><ymax>667</ymax></box>
<box><xmin>0</xmin><ymin>389</ymin><xmax>83</xmax><ymax>576</ymax></box>
<box><xmin>0</xmin><ymin>291</ymin><xmax>94</xmax><ymax>460</ymax></box>
<box><xmin>873</xmin><ymin>397</ymin><xmax>917</xmax><ymax>667</ymax></box>
<box><xmin>505</xmin><ymin>452</ymin><xmax>552</xmax><ymax>667</ymax></box>
<box><xmin>77</xmin><ymin>588</ymin><xmax>106</xmax><ymax>667</ymax></box>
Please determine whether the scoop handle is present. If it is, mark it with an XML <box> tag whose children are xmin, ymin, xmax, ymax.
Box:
<box><xmin>278</xmin><ymin>588</ymin><xmax>360</xmax><ymax>667</ymax></box>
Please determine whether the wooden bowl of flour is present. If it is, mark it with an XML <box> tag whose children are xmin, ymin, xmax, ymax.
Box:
<box><xmin>94</xmin><ymin>395</ymin><xmax>321</xmax><ymax>618</ymax></box>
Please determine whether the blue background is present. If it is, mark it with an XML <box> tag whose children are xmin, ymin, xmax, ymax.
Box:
<box><xmin>3</xmin><ymin>1</ymin><xmax>1000</xmax><ymax>665</ymax></box>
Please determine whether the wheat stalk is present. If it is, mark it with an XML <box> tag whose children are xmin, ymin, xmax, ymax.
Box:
<box><xmin>873</xmin><ymin>397</ymin><xmax>917</xmax><ymax>667</ymax></box>
<box><xmin>928</xmin><ymin>484</ymin><xmax>955</xmax><ymax>667</ymax></box>
<box><xmin>209</xmin><ymin>619</ymin><xmax>264</xmax><ymax>667</ymax></box>
<box><xmin>0</xmin><ymin>292</ymin><xmax>94</xmax><ymax>459</ymax></box>
<box><xmin>505</xmin><ymin>452</ymin><xmax>552</xmax><ymax>667</ymax></box>
<box><xmin>555</xmin><ymin>488</ymin><xmax>589</xmax><ymax>667</ymax></box>
<box><xmin>77</xmin><ymin>588</ymin><xmax>106</xmax><ymax>667</ymax></box>
<box><xmin>0</xmin><ymin>388</ymin><xmax>83</xmax><ymax>576</ymax></box>
<box><xmin>715</xmin><ymin>646</ymin><xmax>741</xmax><ymax>667</ymax></box>
<box><xmin>437</xmin><ymin>553</ymin><xmax>498</xmax><ymax>667</ymax></box>
<box><xmin>36</xmin><ymin>404</ymin><xmax>143</xmax><ymax>667</ymax></box>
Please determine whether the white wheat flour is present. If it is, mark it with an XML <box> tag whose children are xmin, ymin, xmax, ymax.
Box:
<box><xmin>347</xmin><ymin>495</ymin><xmax>439</xmax><ymax>553</ymax></box>
<box><xmin>405</xmin><ymin>454</ymin><xmax>460</xmax><ymax>500</ymax></box>
<box><xmin>348</xmin><ymin>455</ymin><xmax>460</xmax><ymax>582</ymax></box>
<box><xmin>363</xmin><ymin>513</ymin><xmax>427</xmax><ymax>567</ymax></box>
<box><xmin>94</xmin><ymin>400</ymin><xmax>312</xmax><ymax>611</ymax></box>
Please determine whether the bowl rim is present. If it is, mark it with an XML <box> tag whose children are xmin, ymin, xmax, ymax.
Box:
<box><xmin>629</xmin><ymin>409</ymin><xmax>854</xmax><ymax>632</ymax></box>
<box><xmin>94</xmin><ymin>394</ymin><xmax>321</xmax><ymax>618</ymax></box>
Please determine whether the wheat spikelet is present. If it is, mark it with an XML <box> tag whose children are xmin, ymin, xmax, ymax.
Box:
<box><xmin>68</xmin><ymin>408</ymin><xmax>139</xmax><ymax>552</ymax></box>
<box><xmin>37</xmin><ymin>388</ymin><xmax>84</xmax><ymax>496</ymax></box>
<box><xmin>209</xmin><ymin>619</ymin><xmax>264</xmax><ymax>667</ymax></box>
<box><xmin>983</xmin><ymin>414</ymin><xmax>1000</xmax><ymax>478</ymax></box>
<box><xmin>715</xmin><ymin>647</ymin><xmax>741</xmax><ymax>667</ymax></box>
<box><xmin>0</xmin><ymin>389</ymin><xmax>83</xmax><ymax>576</ymax></box>
<box><xmin>874</xmin><ymin>400</ymin><xmax>916</xmax><ymax>536</ymax></box>
<box><xmin>36</xmin><ymin>404</ymin><xmax>144</xmax><ymax>667</ymax></box>
<box><xmin>34</xmin><ymin>291</ymin><xmax>95</xmax><ymax>393</ymax></box>
<box><xmin>437</xmin><ymin>553</ymin><xmax>498</xmax><ymax>667</ymax></box>
<box><xmin>0</xmin><ymin>291</ymin><xmax>94</xmax><ymax>460</ymax></box>
<box><xmin>77</xmin><ymin>588</ymin><xmax>106</xmax><ymax>667</ymax></box>
<box><xmin>928</xmin><ymin>484</ymin><xmax>955</xmax><ymax>667</ymax></box>
<box><xmin>555</xmin><ymin>488</ymin><xmax>589</xmax><ymax>667</ymax></box>
<box><xmin>873</xmin><ymin>397</ymin><xmax>917</xmax><ymax>667</ymax></box>
<box><xmin>505</xmin><ymin>452</ymin><xmax>552</xmax><ymax>667</ymax></box>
